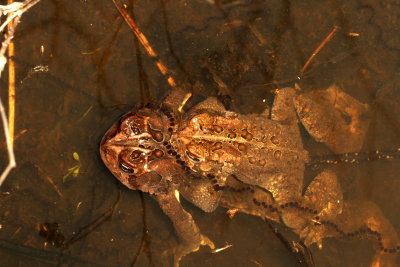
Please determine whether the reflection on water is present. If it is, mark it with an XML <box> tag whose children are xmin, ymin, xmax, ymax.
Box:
<box><xmin>0</xmin><ymin>0</ymin><xmax>399</xmax><ymax>266</ymax></box>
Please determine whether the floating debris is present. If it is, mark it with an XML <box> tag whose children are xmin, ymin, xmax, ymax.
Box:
<box><xmin>62</xmin><ymin>152</ymin><xmax>81</xmax><ymax>182</ymax></box>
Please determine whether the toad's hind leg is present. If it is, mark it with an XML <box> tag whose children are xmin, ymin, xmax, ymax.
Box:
<box><xmin>294</xmin><ymin>84</ymin><xmax>370</xmax><ymax>154</ymax></box>
<box><xmin>298</xmin><ymin>169</ymin><xmax>344</xmax><ymax>246</ymax></box>
<box><xmin>276</xmin><ymin>169</ymin><xmax>344</xmax><ymax>242</ymax></box>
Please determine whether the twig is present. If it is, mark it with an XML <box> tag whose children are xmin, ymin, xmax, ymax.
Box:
<box><xmin>0</xmin><ymin>97</ymin><xmax>15</xmax><ymax>186</ymax></box>
<box><xmin>0</xmin><ymin>0</ymin><xmax>42</xmax><ymax>187</ymax></box>
<box><xmin>8</xmin><ymin>0</ymin><xmax>16</xmax><ymax>150</ymax></box>
<box><xmin>34</xmin><ymin>164</ymin><xmax>64</xmax><ymax>198</ymax></box>
<box><xmin>112</xmin><ymin>0</ymin><xmax>177</xmax><ymax>89</ymax></box>
<box><xmin>299</xmin><ymin>26</ymin><xmax>339</xmax><ymax>75</ymax></box>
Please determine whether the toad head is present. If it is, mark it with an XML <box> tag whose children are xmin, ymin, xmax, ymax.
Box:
<box><xmin>100</xmin><ymin>107</ymin><xmax>180</xmax><ymax>194</ymax></box>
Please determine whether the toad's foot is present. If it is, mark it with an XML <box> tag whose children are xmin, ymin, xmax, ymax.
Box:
<box><xmin>173</xmin><ymin>234</ymin><xmax>215</xmax><ymax>267</ymax></box>
<box><xmin>297</xmin><ymin>169</ymin><xmax>343</xmax><ymax>247</ymax></box>
<box><xmin>299</xmin><ymin>222</ymin><xmax>325</xmax><ymax>249</ymax></box>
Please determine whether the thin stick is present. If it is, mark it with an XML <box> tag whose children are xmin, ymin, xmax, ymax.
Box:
<box><xmin>8</xmin><ymin>0</ymin><xmax>15</xmax><ymax>146</ymax></box>
<box><xmin>112</xmin><ymin>0</ymin><xmax>177</xmax><ymax>89</ymax></box>
<box><xmin>0</xmin><ymin>96</ymin><xmax>15</xmax><ymax>185</ymax></box>
<box><xmin>35</xmin><ymin>164</ymin><xmax>64</xmax><ymax>198</ymax></box>
<box><xmin>299</xmin><ymin>26</ymin><xmax>339</xmax><ymax>75</ymax></box>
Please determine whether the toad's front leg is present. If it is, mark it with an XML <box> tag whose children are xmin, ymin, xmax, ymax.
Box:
<box><xmin>155</xmin><ymin>191</ymin><xmax>214</xmax><ymax>267</ymax></box>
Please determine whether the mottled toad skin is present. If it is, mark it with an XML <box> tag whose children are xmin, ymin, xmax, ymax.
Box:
<box><xmin>100</xmin><ymin>85</ymin><xmax>399</xmax><ymax>266</ymax></box>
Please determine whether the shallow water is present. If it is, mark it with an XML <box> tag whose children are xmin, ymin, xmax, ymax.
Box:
<box><xmin>0</xmin><ymin>0</ymin><xmax>400</xmax><ymax>266</ymax></box>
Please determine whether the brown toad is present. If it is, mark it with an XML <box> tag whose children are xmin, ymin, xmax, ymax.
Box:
<box><xmin>100</xmin><ymin>85</ymin><xmax>399</xmax><ymax>266</ymax></box>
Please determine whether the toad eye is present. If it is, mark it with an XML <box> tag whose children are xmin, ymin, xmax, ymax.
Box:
<box><xmin>120</xmin><ymin>161</ymin><xmax>135</xmax><ymax>175</ymax></box>
<box><xmin>131</xmin><ymin>150</ymin><xmax>142</xmax><ymax>159</ymax></box>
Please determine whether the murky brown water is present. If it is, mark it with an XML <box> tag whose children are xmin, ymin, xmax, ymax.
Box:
<box><xmin>0</xmin><ymin>0</ymin><xmax>400</xmax><ymax>266</ymax></box>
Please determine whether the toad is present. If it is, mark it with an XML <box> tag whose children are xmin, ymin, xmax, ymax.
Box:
<box><xmin>100</xmin><ymin>85</ymin><xmax>399</xmax><ymax>266</ymax></box>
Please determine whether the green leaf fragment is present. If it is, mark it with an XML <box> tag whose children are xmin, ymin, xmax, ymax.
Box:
<box><xmin>62</xmin><ymin>171</ymin><xmax>72</xmax><ymax>183</ymax></box>
<box><xmin>62</xmin><ymin>153</ymin><xmax>82</xmax><ymax>182</ymax></box>
<box><xmin>73</xmin><ymin>152</ymin><xmax>80</xmax><ymax>161</ymax></box>
<box><xmin>72</xmin><ymin>167</ymin><xmax>80</xmax><ymax>177</ymax></box>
